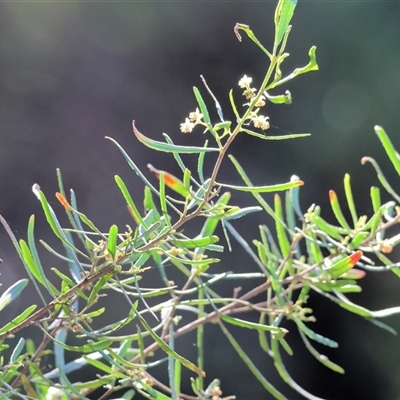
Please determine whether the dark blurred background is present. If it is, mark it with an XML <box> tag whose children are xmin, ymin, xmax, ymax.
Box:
<box><xmin>1</xmin><ymin>1</ymin><xmax>400</xmax><ymax>399</ymax></box>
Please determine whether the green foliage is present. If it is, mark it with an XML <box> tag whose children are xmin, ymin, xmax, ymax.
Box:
<box><xmin>1</xmin><ymin>0</ymin><xmax>400</xmax><ymax>399</ymax></box>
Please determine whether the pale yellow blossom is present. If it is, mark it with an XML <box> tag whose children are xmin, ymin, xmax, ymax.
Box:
<box><xmin>188</xmin><ymin>107</ymin><xmax>203</xmax><ymax>123</ymax></box>
<box><xmin>252</xmin><ymin>115</ymin><xmax>270</xmax><ymax>130</ymax></box>
<box><xmin>243</xmin><ymin>87</ymin><xmax>257</xmax><ymax>99</ymax></box>
<box><xmin>180</xmin><ymin>118</ymin><xmax>195</xmax><ymax>133</ymax></box>
<box><xmin>255</xmin><ymin>95</ymin><xmax>266</xmax><ymax>107</ymax></box>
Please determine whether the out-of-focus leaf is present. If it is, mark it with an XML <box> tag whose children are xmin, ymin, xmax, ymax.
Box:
<box><xmin>10</xmin><ymin>337</ymin><xmax>26</xmax><ymax>363</ymax></box>
<box><xmin>0</xmin><ymin>279</ymin><xmax>28</xmax><ymax>311</ymax></box>
<box><xmin>220</xmin><ymin>314</ymin><xmax>287</xmax><ymax>339</ymax></box>
<box><xmin>171</xmin><ymin>236</ymin><xmax>219</xmax><ymax>249</ymax></box>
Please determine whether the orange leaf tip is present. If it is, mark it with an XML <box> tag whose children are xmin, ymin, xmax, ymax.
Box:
<box><xmin>329</xmin><ymin>190</ymin><xmax>337</xmax><ymax>201</ymax></box>
<box><xmin>55</xmin><ymin>192</ymin><xmax>74</xmax><ymax>211</ymax></box>
<box><xmin>349</xmin><ymin>250</ymin><xmax>362</xmax><ymax>266</ymax></box>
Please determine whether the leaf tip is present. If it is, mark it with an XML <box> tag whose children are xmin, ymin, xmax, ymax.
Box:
<box><xmin>55</xmin><ymin>192</ymin><xmax>73</xmax><ymax>211</ymax></box>
<box><xmin>349</xmin><ymin>250</ymin><xmax>363</xmax><ymax>266</ymax></box>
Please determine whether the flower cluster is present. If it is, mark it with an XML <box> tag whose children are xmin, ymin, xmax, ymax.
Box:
<box><xmin>238</xmin><ymin>74</ymin><xmax>256</xmax><ymax>99</ymax></box>
<box><xmin>239</xmin><ymin>75</ymin><xmax>270</xmax><ymax>130</ymax></box>
<box><xmin>180</xmin><ymin>107</ymin><xmax>203</xmax><ymax>133</ymax></box>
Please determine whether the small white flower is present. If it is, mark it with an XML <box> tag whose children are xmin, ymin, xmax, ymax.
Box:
<box><xmin>180</xmin><ymin>118</ymin><xmax>195</xmax><ymax>133</ymax></box>
<box><xmin>188</xmin><ymin>107</ymin><xmax>203</xmax><ymax>124</ymax></box>
<box><xmin>238</xmin><ymin>74</ymin><xmax>253</xmax><ymax>88</ymax></box>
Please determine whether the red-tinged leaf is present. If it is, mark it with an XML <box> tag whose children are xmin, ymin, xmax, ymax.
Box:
<box><xmin>147</xmin><ymin>164</ymin><xmax>189</xmax><ymax>198</ymax></box>
<box><xmin>342</xmin><ymin>268</ymin><xmax>366</xmax><ymax>280</ymax></box>
<box><xmin>348</xmin><ymin>251</ymin><xmax>362</xmax><ymax>266</ymax></box>
<box><xmin>326</xmin><ymin>251</ymin><xmax>363</xmax><ymax>278</ymax></box>
<box><xmin>55</xmin><ymin>192</ymin><xmax>74</xmax><ymax>211</ymax></box>
<box><xmin>329</xmin><ymin>190</ymin><xmax>337</xmax><ymax>202</ymax></box>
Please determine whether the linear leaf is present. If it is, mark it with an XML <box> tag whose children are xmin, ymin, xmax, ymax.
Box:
<box><xmin>274</xmin><ymin>0</ymin><xmax>297</xmax><ymax>49</ymax></box>
<box><xmin>0</xmin><ymin>305</ymin><xmax>37</xmax><ymax>335</ymax></box>
<box><xmin>133</xmin><ymin>302</ymin><xmax>205</xmax><ymax>377</ymax></box>
<box><xmin>0</xmin><ymin>279</ymin><xmax>28</xmax><ymax>311</ymax></box>
<box><xmin>217</xmin><ymin>180</ymin><xmax>303</xmax><ymax>193</ymax></box>
<box><xmin>133</xmin><ymin>121</ymin><xmax>218</xmax><ymax>153</ymax></box>
<box><xmin>220</xmin><ymin>314</ymin><xmax>287</xmax><ymax>339</ymax></box>
<box><xmin>107</xmin><ymin>224</ymin><xmax>118</xmax><ymax>259</ymax></box>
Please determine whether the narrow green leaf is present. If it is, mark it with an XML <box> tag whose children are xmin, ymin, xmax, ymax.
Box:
<box><xmin>218</xmin><ymin>321</ymin><xmax>285</xmax><ymax>399</ymax></box>
<box><xmin>375</xmin><ymin>125</ymin><xmax>400</xmax><ymax>177</ymax></box>
<box><xmin>298</xmin><ymin>329</ymin><xmax>344</xmax><ymax>374</ymax></box>
<box><xmin>133</xmin><ymin>121</ymin><xmax>218</xmax><ymax>153</ymax></box>
<box><xmin>329</xmin><ymin>190</ymin><xmax>351</xmax><ymax>231</ymax></box>
<box><xmin>27</xmin><ymin>215</ymin><xmax>59</xmax><ymax>298</ymax></box>
<box><xmin>165</xmin><ymin>252</ymin><xmax>219</xmax><ymax>266</ymax></box>
<box><xmin>308</xmin><ymin>214</ymin><xmax>345</xmax><ymax>241</ymax></box>
<box><xmin>258</xmin><ymin>314</ymin><xmax>270</xmax><ymax>353</ymax></box>
<box><xmin>133</xmin><ymin>302</ymin><xmax>205</xmax><ymax>377</ymax></box>
<box><xmin>306</xmin><ymin>229</ymin><xmax>324</xmax><ymax>265</ymax></box>
<box><xmin>338</xmin><ymin>299</ymin><xmax>373</xmax><ymax>317</ymax></box>
<box><xmin>242</xmin><ymin>128</ymin><xmax>310</xmax><ymax>141</ymax></box>
<box><xmin>19</xmin><ymin>239</ymin><xmax>45</xmax><ymax>286</ymax></box>
<box><xmin>274</xmin><ymin>0</ymin><xmax>297</xmax><ymax>50</ymax></box>
<box><xmin>220</xmin><ymin>314</ymin><xmax>287</xmax><ymax>339</ymax></box>
<box><xmin>361</xmin><ymin>156</ymin><xmax>400</xmax><ymax>203</ymax></box>
<box><xmin>51</xmin><ymin>268</ymin><xmax>88</xmax><ymax>300</ymax></box>
<box><xmin>216</xmin><ymin>180</ymin><xmax>304</xmax><ymax>193</ymax></box>
<box><xmin>274</xmin><ymin>194</ymin><xmax>292</xmax><ymax>278</ymax></box>
<box><xmin>183</xmin><ymin>169</ymin><xmax>191</xmax><ymax>193</ymax></box>
<box><xmin>159</xmin><ymin>172</ymin><xmax>172</xmax><ymax>229</ymax></box>
<box><xmin>370</xmin><ymin>186</ymin><xmax>381</xmax><ymax>213</ymax></box>
<box><xmin>197</xmin><ymin>141</ymin><xmax>207</xmax><ymax>184</ymax></box>
<box><xmin>171</xmin><ymin>235</ymin><xmax>219</xmax><ymax>249</ymax></box>
<box><xmin>0</xmin><ymin>305</ymin><xmax>37</xmax><ymax>335</ymax></box>
<box><xmin>348</xmin><ymin>232</ymin><xmax>369</xmax><ymax>250</ymax></box>
<box><xmin>115</xmin><ymin>175</ymin><xmax>145</xmax><ymax>226</ymax></box>
<box><xmin>344</xmin><ymin>174</ymin><xmax>358</xmax><ymax>227</ymax></box>
<box><xmin>83</xmin><ymin>357</ymin><xmax>127</xmax><ymax>379</ymax></box>
<box><xmin>193</xmin><ymin>86</ymin><xmax>211</xmax><ymax>125</ymax></box>
<box><xmin>293</xmin><ymin>317</ymin><xmax>338</xmax><ymax>348</ymax></box>
<box><xmin>108</xmin><ymin>224</ymin><xmax>118</xmax><ymax>259</ymax></box>
<box><xmin>229</xmin><ymin>89</ymin><xmax>240</xmax><ymax>121</ymax></box>
<box><xmin>87</xmin><ymin>274</ymin><xmax>114</xmax><ymax>307</ymax></box>
<box><xmin>36</xmin><ymin>190</ymin><xmax>64</xmax><ymax>240</ymax></box>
